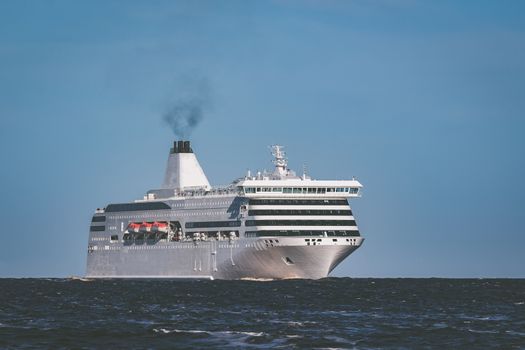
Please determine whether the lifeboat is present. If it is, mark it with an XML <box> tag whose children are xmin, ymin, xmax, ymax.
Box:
<box><xmin>127</xmin><ymin>223</ymin><xmax>141</xmax><ymax>233</ymax></box>
<box><xmin>152</xmin><ymin>222</ymin><xmax>169</xmax><ymax>233</ymax></box>
<box><xmin>139</xmin><ymin>222</ymin><xmax>153</xmax><ymax>233</ymax></box>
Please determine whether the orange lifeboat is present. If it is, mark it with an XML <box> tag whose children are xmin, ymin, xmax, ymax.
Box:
<box><xmin>127</xmin><ymin>223</ymin><xmax>141</xmax><ymax>233</ymax></box>
<box><xmin>152</xmin><ymin>222</ymin><xmax>169</xmax><ymax>233</ymax></box>
<box><xmin>139</xmin><ymin>222</ymin><xmax>153</xmax><ymax>233</ymax></box>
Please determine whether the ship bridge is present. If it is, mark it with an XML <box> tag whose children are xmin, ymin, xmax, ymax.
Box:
<box><xmin>237</xmin><ymin>179</ymin><xmax>362</xmax><ymax>198</ymax></box>
<box><xmin>237</xmin><ymin>145</ymin><xmax>362</xmax><ymax>198</ymax></box>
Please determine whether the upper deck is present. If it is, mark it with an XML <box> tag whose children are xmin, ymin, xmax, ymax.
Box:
<box><xmin>96</xmin><ymin>143</ymin><xmax>362</xmax><ymax>211</ymax></box>
<box><xmin>237</xmin><ymin>179</ymin><xmax>362</xmax><ymax>198</ymax></box>
<box><xmin>136</xmin><ymin>144</ymin><xmax>362</xmax><ymax>203</ymax></box>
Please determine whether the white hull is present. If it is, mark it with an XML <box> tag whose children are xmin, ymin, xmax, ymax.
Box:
<box><xmin>86</xmin><ymin>237</ymin><xmax>364</xmax><ymax>280</ymax></box>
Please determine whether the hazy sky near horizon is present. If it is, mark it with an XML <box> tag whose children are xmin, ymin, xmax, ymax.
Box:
<box><xmin>0</xmin><ymin>0</ymin><xmax>524</xmax><ymax>277</ymax></box>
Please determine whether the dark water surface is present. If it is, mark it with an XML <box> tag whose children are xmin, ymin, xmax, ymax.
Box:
<box><xmin>0</xmin><ymin>278</ymin><xmax>524</xmax><ymax>349</ymax></box>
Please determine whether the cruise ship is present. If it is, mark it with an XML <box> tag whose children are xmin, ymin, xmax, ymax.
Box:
<box><xmin>86</xmin><ymin>141</ymin><xmax>364</xmax><ymax>279</ymax></box>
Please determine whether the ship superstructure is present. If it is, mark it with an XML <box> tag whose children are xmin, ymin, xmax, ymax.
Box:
<box><xmin>86</xmin><ymin>141</ymin><xmax>364</xmax><ymax>279</ymax></box>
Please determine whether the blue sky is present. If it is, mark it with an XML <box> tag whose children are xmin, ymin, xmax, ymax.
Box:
<box><xmin>0</xmin><ymin>0</ymin><xmax>523</xmax><ymax>277</ymax></box>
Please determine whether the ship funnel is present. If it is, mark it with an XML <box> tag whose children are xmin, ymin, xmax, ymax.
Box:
<box><xmin>171</xmin><ymin>140</ymin><xmax>193</xmax><ymax>154</ymax></box>
<box><xmin>162</xmin><ymin>140</ymin><xmax>211</xmax><ymax>190</ymax></box>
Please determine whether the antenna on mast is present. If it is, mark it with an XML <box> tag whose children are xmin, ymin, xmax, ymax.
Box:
<box><xmin>270</xmin><ymin>145</ymin><xmax>288</xmax><ymax>175</ymax></box>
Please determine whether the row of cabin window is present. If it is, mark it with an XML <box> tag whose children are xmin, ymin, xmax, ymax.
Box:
<box><xmin>245</xmin><ymin>230</ymin><xmax>361</xmax><ymax>237</ymax></box>
<box><xmin>105</xmin><ymin>202</ymin><xmax>171</xmax><ymax>212</ymax></box>
<box><xmin>185</xmin><ymin>220</ymin><xmax>242</xmax><ymax>228</ymax></box>
<box><xmin>248</xmin><ymin>209</ymin><xmax>353</xmax><ymax>216</ymax></box>
<box><xmin>249</xmin><ymin>199</ymin><xmax>348</xmax><ymax>205</ymax></box>
<box><xmin>245</xmin><ymin>220</ymin><xmax>356</xmax><ymax>226</ymax></box>
<box><xmin>244</xmin><ymin>187</ymin><xmax>359</xmax><ymax>194</ymax></box>
<box><xmin>248</xmin><ymin>209</ymin><xmax>352</xmax><ymax>216</ymax></box>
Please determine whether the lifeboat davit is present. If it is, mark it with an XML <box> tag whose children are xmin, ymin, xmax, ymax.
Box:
<box><xmin>139</xmin><ymin>222</ymin><xmax>153</xmax><ymax>233</ymax></box>
<box><xmin>127</xmin><ymin>223</ymin><xmax>141</xmax><ymax>233</ymax></box>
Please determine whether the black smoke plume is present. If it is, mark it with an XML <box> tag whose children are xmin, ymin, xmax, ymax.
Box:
<box><xmin>162</xmin><ymin>77</ymin><xmax>211</xmax><ymax>139</ymax></box>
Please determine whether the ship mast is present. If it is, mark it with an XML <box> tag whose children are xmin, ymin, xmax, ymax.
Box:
<box><xmin>271</xmin><ymin>145</ymin><xmax>288</xmax><ymax>176</ymax></box>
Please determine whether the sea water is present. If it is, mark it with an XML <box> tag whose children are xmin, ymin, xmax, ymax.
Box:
<box><xmin>0</xmin><ymin>278</ymin><xmax>523</xmax><ymax>349</ymax></box>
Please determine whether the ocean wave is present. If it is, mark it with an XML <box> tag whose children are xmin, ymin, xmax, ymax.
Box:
<box><xmin>461</xmin><ymin>315</ymin><xmax>509</xmax><ymax>321</ymax></box>
<box><xmin>431</xmin><ymin>322</ymin><xmax>448</xmax><ymax>329</ymax></box>
<box><xmin>506</xmin><ymin>330</ymin><xmax>525</xmax><ymax>337</ymax></box>
<box><xmin>239</xmin><ymin>278</ymin><xmax>275</xmax><ymax>282</ymax></box>
<box><xmin>153</xmin><ymin>328</ymin><xmax>265</xmax><ymax>337</ymax></box>
<box><xmin>154</xmin><ymin>328</ymin><xmax>207</xmax><ymax>334</ymax></box>
<box><xmin>467</xmin><ymin>328</ymin><xmax>499</xmax><ymax>334</ymax></box>
<box><xmin>269</xmin><ymin>319</ymin><xmax>318</xmax><ymax>326</ymax></box>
